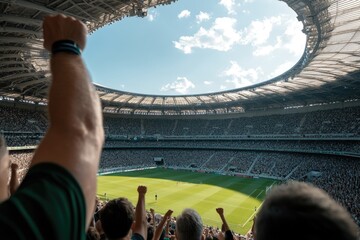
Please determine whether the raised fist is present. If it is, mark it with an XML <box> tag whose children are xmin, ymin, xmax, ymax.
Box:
<box><xmin>164</xmin><ymin>209</ymin><xmax>173</xmax><ymax>218</ymax></box>
<box><xmin>137</xmin><ymin>185</ymin><xmax>147</xmax><ymax>195</ymax></box>
<box><xmin>216</xmin><ymin>208</ymin><xmax>224</xmax><ymax>215</ymax></box>
<box><xmin>43</xmin><ymin>14</ymin><xmax>87</xmax><ymax>51</ymax></box>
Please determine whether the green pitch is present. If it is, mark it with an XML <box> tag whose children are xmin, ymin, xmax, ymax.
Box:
<box><xmin>97</xmin><ymin>168</ymin><xmax>276</xmax><ymax>235</ymax></box>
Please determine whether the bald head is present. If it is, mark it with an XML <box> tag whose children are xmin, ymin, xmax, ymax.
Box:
<box><xmin>255</xmin><ymin>181</ymin><xmax>359</xmax><ymax>240</ymax></box>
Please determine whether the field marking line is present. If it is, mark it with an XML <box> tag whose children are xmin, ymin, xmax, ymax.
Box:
<box><xmin>243</xmin><ymin>189</ymin><xmax>257</xmax><ymax>201</ymax></box>
<box><xmin>241</xmin><ymin>189</ymin><xmax>264</xmax><ymax>227</ymax></box>
<box><xmin>240</xmin><ymin>182</ymin><xmax>277</xmax><ymax>228</ymax></box>
<box><xmin>241</xmin><ymin>201</ymin><xmax>264</xmax><ymax>228</ymax></box>
<box><xmin>254</xmin><ymin>189</ymin><xmax>263</xmax><ymax>199</ymax></box>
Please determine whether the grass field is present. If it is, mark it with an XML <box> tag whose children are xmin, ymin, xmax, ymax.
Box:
<box><xmin>97</xmin><ymin>168</ymin><xmax>276</xmax><ymax>235</ymax></box>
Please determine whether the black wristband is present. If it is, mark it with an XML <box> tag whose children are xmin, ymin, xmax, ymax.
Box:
<box><xmin>52</xmin><ymin>40</ymin><xmax>81</xmax><ymax>56</ymax></box>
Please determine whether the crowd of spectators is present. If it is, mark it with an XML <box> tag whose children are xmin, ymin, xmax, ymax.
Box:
<box><xmin>93</xmin><ymin>190</ymin><xmax>253</xmax><ymax>240</ymax></box>
<box><xmin>226</xmin><ymin>152</ymin><xmax>258</xmax><ymax>173</ymax></box>
<box><xmin>99</xmin><ymin>149</ymin><xmax>360</xmax><ymax>226</ymax></box>
<box><xmin>127</xmin><ymin>106</ymin><xmax>360</xmax><ymax>136</ymax></box>
<box><xmin>2</xmin><ymin>105</ymin><xmax>360</xmax><ymax>138</ymax></box>
<box><xmin>104</xmin><ymin>139</ymin><xmax>360</xmax><ymax>155</ymax></box>
<box><xmin>290</xmin><ymin>155</ymin><xmax>360</xmax><ymax>225</ymax></box>
<box><xmin>8</xmin><ymin>151</ymin><xmax>33</xmax><ymax>182</ymax></box>
<box><xmin>100</xmin><ymin>149</ymin><xmax>215</xmax><ymax>170</ymax></box>
<box><xmin>5</xmin><ymin>134</ymin><xmax>42</xmax><ymax>147</ymax></box>
<box><xmin>201</xmin><ymin>151</ymin><xmax>236</xmax><ymax>171</ymax></box>
<box><xmin>0</xmin><ymin>106</ymin><xmax>47</xmax><ymax>132</ymax></box>
<box><xmin>1</xmin><ymin>103</ymin><xmax>360</xmax><ymax>231</ymax></box>
<box><xmin>8</xmin><ymin>147</ymin><xmax>360</xmax><ymax>226</ymax></box>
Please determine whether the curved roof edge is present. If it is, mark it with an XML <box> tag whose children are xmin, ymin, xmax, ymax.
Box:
<box><xmin>1</xmin><ymin>0</ymin><xmax>360</xmax><ymax>115</ymax></box>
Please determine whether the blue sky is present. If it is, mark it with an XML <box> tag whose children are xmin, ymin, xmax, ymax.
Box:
<box><xmin>83</xmin><ymin>0</ymin><xmax>306</xmax><ymax>95</ymax></box>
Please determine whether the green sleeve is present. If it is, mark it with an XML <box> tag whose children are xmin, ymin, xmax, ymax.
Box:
<box><xmin>0</xmin><ymin>163</ymin><xmax>86</xmax><ymax>240</ymax></box>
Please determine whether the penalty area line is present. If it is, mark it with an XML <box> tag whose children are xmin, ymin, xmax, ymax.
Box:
<box><xmin>241</xmin><ymin>189</ymin><xmax>264</xmax><ymax>228</ymax></box>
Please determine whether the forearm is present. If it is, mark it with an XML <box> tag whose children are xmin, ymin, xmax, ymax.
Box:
<box><xmin>49</xmin><ymin>54</ymin><xmax>102</xmax><ymax>131</ymax></box>
<box><xmin>151</xmin><ymin>212</ymin><xmax>156</xmax><ymax>235</ymax></box>
<box><xmin>154</xmin><ymin>217</ymin><xmax>167</xmax><ymax>240</ymax></box>
<box><xmin>9</xmin><ymin>169</ymin><xmax>19</xmax><ymax>195</ymax></box>
<box><xmin>220</xmin><ymin>214</ymin><xmax>230</xmax><ymax>231</ymax></box>
<box><xmin>219</xmin><ymin>214</ymin><xmax>233</xmax><ymax>240</ymax></box>
<box><xmin>134</xmin><ymin>193</ymin><xmax>147</xmax><ymax>237</ymax></box>
<box><xmin>31</xmin><ymin>53</ymin><xmax>104</xmax><ymax>226</ymax></box>
<box><xmin>50</xmin><ymin>53</ymin><xmax>103</xmax><ymax>224</ymax></box>
<box><xmin>25</xmin><ymin>14</ymin><xmax>104</xmax><ymax>232</ymax></box>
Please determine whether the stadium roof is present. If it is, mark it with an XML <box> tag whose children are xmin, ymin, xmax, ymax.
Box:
<box><xmin>1</xmin><ymin>0</ymin><xmax>360</xmax><ymax>115</ymax></box>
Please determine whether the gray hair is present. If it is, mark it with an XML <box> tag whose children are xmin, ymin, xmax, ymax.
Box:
<box><xmin>176</xmin><ymin>208</ymin><xmax>203</xmax><ymax>240</ymax></box>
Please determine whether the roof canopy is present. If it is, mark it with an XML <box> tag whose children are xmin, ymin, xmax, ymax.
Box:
<box><xmin>1</xmin><ymin>0</ymin><xmax>360</xmax><ymax>115</ymax></box>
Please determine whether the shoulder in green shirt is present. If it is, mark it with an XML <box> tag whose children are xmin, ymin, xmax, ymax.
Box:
<box><xmin>0</xmin><ymin>163</ymin><xmax>86</xmax><ymax>240</ymax></box>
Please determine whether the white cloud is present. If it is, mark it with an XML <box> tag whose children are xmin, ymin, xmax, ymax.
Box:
<box><xmin>173</xmin><ymin>15</ymin><xmax>303</xmax><ymax>57</ymax></box>
<box><xmin>196</xmin><ymin>11</ymin><xmax>210</xmax><ymax>23</ymax></box>
<box><xmin>147</xmin><ymin>14</ymin><xmax>156</xmax><ymax>22</ymax></box>
<box><xmin>203</xmin><ymin>81</ymin><xmax>213</xmax><ymax>85</ymax></box>
<box><xmin>283</xmin><ymin>19</ymin><xmax>306</xmax><ymax>56</ymax></box>
<box><xmin>160</xmin><ymin>77</ymin><xmax>195</xmax><ymax>94</ymax></box>
<box><xmin>268</xmin><ymin>61</ymin><xmax>294</xmax><ymax>79</ymax></box>
<box><xmin>250</xmin><ymin>18</ymin><xmax>305</xmax><ymax>57</ymax></box>
<box><xmin>253</xmin><ymin>36</ymin><xmax>282</xmax><ymax>56</ymax></box>
<box><xmin>148</xmin><ymin>15</ymin><xmax>155</xmax><ymax>21</ymax></box>
<box><xmin>222</xmin><ymin>61</ymin><xmax>263</xmax><ymax>88</ymax></box>
<box><xmin>178</xmin><ymin>10</ymin><xmax>191</xmax><ymax>19</ymax></box>
<box><xmin>219</xmin><ymin>0</ymin><xmax>236</xmax><ymax>14</ymax></box>
<box><xmin>146</xmin><ymin>9</ymin><xmax>158</xmax><ymax>22</ymax></box>
<box><xmin>240</xmin><ymin>16</ymin><xmax>282</xmax><ymax>46</ymax></box>
<box><xmin>173</xmin><ymin>17</ymin><xmax>241</xmax><ymax>54</ymax></box>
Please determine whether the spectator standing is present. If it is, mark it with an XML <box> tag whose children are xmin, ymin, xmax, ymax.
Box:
<box><xmin>216</xmin><ymin>207</ymin><xmax>234</xmax><ymax>240</ymax></box>
<box><xmin>0</xmin><ymin>14</ymin><xmax>104</xmax><ymax>239</ymax></box>
<box><xmin>100</xmin><ymin>186</ymin><xmax>148</xmax><ymax>240</ymax></box>
<box><xmin>175</xmin><ymin>208</ymin><xmax>203</xmax><ymax>240</ymax></box>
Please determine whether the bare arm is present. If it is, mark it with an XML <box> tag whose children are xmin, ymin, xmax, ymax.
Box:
<box><xmin>133</xmin><ymin>186</ymin><xmax>148</xmax><ymax>239</ymax></box>
<box><xmin>9</xmin><ymin>163</ymin><xmax>19</xmax><ymax>195</ymax></box>
<box><xmin>216</xmin><ymin>208</ymin><xmax>233</xmax><ymax>240</ymax></box>
<box><xmin>165</xmin><ymin>215</ymin><xmax>171</xmax><ymax>238</ymax></box>
<box><xmin>30</xmin><ymin>14</ymin><xmax>104</xmax><ymax>227</ymax></box>
<box><xmin>150</xmin><ymin>208</ymin><xmax>156</xmax><ymax>235</ymax></box>
<box><xmin>153</xmin><ymin>210</ymin><xmax>173</xmax><ymax>240</ymax></box>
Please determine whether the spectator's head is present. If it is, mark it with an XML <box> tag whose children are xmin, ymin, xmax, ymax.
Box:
<box><xmin>100</xmin><ymin>198</ymin><xmax>134</xmax><ymax>240</ymax></box>
<box><xmin>255</xmin><ymin>181</ymin><xmax>360</xmax><ymax>240</ymax></box>
<box><xmin>0</xmin><ymin>135</ymin><xmax>9</xmax><ymax>201</ymax></box>
<box><xmin>176</xmin><ymin>208</ymin><xmax>203</xmax><ymax>240</ymax></box>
